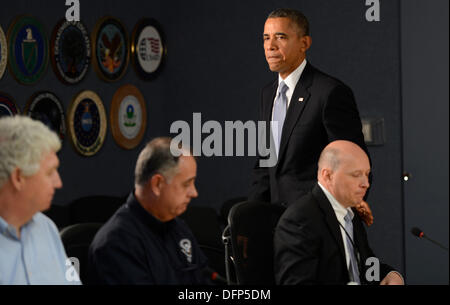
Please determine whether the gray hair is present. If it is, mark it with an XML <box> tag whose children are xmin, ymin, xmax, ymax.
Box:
<box><xmin>318</xmin><ymin>147</ymin><xmax>341</xmax><ymax>172</ymax></box>
<box><xmin>135</xmin><ymin>137</ymin><xmax>190</xmax><ymax>186</ymax></box>
<box><xmin>268</xmin><ymin>8</ymin><xmax>310</xmax><ymax>36</ymax></box>
<box><xmin>0</xmin><ymin>116</ymin><xmax>61</xmax><ymax>188</ymax></box>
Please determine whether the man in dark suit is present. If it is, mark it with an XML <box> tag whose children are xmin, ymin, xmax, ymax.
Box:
<box><xmin>250</xmin><ymin>8</ymin><xmax>373</xmax><ymax>225</ymax></box>
<box><xmin>274</xmin><ymin>140</ymin><xmax>403</xmax><ymax>285</ymax></box>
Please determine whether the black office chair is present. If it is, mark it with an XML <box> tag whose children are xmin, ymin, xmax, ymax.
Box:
<box><xmin>218</xmin><ymin>196</ymin><xmax>247</xmax><ymax>229</ymax></box>
<box><xmin>67</xmin><ymin>195</ymin><xmax>126</xmax><ymax>225</ymax></box>
<box><xmin>43</xmin><ymin>204</ymin><xmax>70</xmax><ymax>229</ymax></box>
<box><xmin>179</xmin><ymin>206</ymin><xmax>226</xmax><ymax>279</ymax></box>
<box><xmin>60</xmin><ymin>222</ymin><xmax>104</xmax><ymax>284</ymax></box>
<box><xmin>222</xmin><ymin>200</ymin><xmax>286</xmax><ymax>285</ymax></box>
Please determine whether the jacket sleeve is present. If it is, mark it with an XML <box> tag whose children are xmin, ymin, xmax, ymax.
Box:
<box><xmin>274</xmin><ymin>209</ymin><xmax>320</xmax><ymax>284</ymax></box>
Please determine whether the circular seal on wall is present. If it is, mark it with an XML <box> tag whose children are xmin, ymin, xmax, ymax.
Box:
<box><xmin>0</xmin><ymin>92</ymin><xmax>20</xmax><ymax>118</ymax></box>
<box><xmin>91</xmin><ymin>16</ymin><xmax>129</xmax><ymax>82</ymax></box>
<box><xmin>67</xmin><ymin>90</ymin><xmax>107</xmax><ymax>156</ymax></box>
<box><xmin>0</xmin><ymin>26</ymin><xmax>7</xmax><ymax>80</ymax></box>
<box><xmin>24</xmin><ymin>91</ymin><xmax>66</xmax><ymax>141</ymax></box>
<box><xmin>7</xmin><ymin>15</ymin><xmax>49</xmax><ymax>85</ymax></box>
<box><xmin>110</xmin><ymin>84</ymin><xmax>147</xmax><ymax>149</ymax></box>
<box><xmin>51</xmin><ymin>19</ymin><xmax>91</xmax><ymax>84</ymax></box>
<box><xmin>131</xmin><ymin>18</ymin><xmax>166</xmax><ymax>80</ymax></box>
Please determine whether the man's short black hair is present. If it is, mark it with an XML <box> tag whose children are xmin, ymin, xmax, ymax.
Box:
<box><xmin>268</xmin><ymin>8</ymin><xmax>310</xmax><ymax>36</ymax></box>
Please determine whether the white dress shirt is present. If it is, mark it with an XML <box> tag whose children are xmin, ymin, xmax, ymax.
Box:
<box><xmin>271</xmin><ymin>59</ymin><xmax>307</xmax><ymax>120</ymax></box>
<box><xmin>318</xmin><ymin>182</ymin><xmax>355</xmax><ymax>271</ymax></box>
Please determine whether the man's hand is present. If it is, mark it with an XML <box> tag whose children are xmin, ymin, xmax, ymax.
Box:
<box><xmin>380</xmin><ymin>272</ymin><xmax>404</xmax><ymax>285</ymax></box>
<box><xmin>356</xmin><ymin>200</ymin><xmax>374</xmax><ymax>226</ymax></box>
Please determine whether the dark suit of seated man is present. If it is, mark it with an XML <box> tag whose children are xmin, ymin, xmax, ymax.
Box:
<box><xmin>274</xmin><ymin>140</ymin><xmax>404</xmax><ymax>285</ymax></box>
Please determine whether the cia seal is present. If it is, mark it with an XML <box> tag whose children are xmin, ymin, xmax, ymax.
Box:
<box><xmin>131</xmin><ymin>18</ymin><xmax>166</xmax><ymax>80</ymax></box>
<box><xmin>51</xmin><ymin>20</ymin><xmax>91</xmax><ymax>84</ymax></box>
<box><xmin>91</xmin><ymin>16</ymin><xmax>129</xmax><ymax>82</ymax></box>
<box><xmin>67</xmin><ymin>90</ymin><xmax>107</xmax><ymax>156</ymax></box>
<box><xmin>0</xmin><ymin>93</ymin><xmax>20</xmax><ymax>118</ymax></box>
<box><xmin>7</xmin><ymin>15</ymin><xmax>49</xmax><ymax>85</ymax></box>
<box><xmin>179</xmin><ymin>239</ymin><xmax>193</xmax><ymax>263</ymax></box>
<box><xmin>110</xmin><ymin>84</ymin><xmax>147</xmax><ymax>150</ymax></box>
<box><xmin>0</xmin><ymin>26</ymin><xmax>7</xmax><ymax>80</ymax></box>
<box><xmin>24</xmin><ymin>92</ymin><xmax>66</xmax><ymax>141</ymax></box>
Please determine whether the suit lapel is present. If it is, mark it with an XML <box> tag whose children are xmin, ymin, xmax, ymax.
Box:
<box><xmin>278</xmin><ymin>63</ymin><xmax>313</xmax><ymax>161</ymax></box>
<box><xmin>312</xmin><ymin>185</ymin><xmax>347</xmax><ymax>267</ymax></box>
<box><xmin>263</xmin><ymin>81</ymin><xmax>278</xmax><ymax>148</ymax></box>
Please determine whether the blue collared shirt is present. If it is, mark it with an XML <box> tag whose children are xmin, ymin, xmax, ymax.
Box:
<box><xmin>0</xmin><ymin>212</ymin><xmax>81</xmax><ymax>285</ymax></box>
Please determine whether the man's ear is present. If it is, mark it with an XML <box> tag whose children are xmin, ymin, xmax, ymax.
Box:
<box><xmin>300</xmin><ymin>35</ymin><xmax>312</xmax><ymax>52</ymax></box>
<box><xmin>321</xmin><ymin>168</ymin><xmax>333</xmax><ymax>184</ymax></box>
<box><xmin>150</xmin><ymin>174</ymin><xmax>165</xmax><ymax>197</ymax></box>
<box><xmin>10</xmin><ymin>167</ymin><xmax>25</xmax><ymax>191</ymax></box>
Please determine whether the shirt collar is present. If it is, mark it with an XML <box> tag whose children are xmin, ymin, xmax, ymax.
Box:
<box><xmin>278</xmin><ymin>59</ymin><xmax>307</xmax><ymax>93</ymax></box>
<box><xmin>0</xmin><ymin>214</ymin><xmax>36</xmax><ymax>238</ymax></box>
<box><xmin>0</xmin><ymin>215</ymin><xmax>9</xmax><ymax>235</ymax></box>
<box><xmin>317</xmin><ymin>182</ymin><xmax>354</xmax><ymax>224</ymax></box>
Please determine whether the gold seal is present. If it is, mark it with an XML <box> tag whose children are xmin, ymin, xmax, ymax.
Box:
<box><xmin>0</xmin><ymin>25</ymin><xmax>7</xmax><ymax>80</ymax></box>
<box><xmin>110</xmin><ymin>84</ymin><xmax>147</xmax><ymax>149</ymax></box>
<box><xmin>67</xmin><ymin>90</ymin><xmax>107</xmax><ymax>156</ymax></box>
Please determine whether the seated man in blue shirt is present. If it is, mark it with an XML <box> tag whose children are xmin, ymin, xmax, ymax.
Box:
<box><xmin>0</xmin><ymin>116</ymin><xmax>81</xmax><ymax>285</ymax></box>
<box><xmin>88</xmin><ymin>137</ymin><xmax>210</xmax><ymax>284</ymax></box>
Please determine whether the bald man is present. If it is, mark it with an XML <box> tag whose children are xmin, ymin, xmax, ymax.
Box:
<box><xmin>274</xmin><ymin>140</ymin><xmax>403</xmax><ymax>285</ymax></box>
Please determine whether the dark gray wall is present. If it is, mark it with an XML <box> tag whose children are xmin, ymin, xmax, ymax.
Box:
<box><xmin>2</xmin><ymin>0</ymin><xmax>447</xmax><ymax>284</ymax></box>
<box><xmin>401</xmin><ymin>0</ymin><xmax>449</xmax><ymax>284</ymax></box>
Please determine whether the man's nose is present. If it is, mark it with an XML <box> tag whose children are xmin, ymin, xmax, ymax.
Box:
<box><xmin>265</xmin><ymin>37</ymin><xmax>277</xmax><ymax>50</ymax></box>
<box><xmin>361</xmin><ymin>176</ymin><xmax>370</xmax><ymax>189</ymax></box>
<box><xmin>54</xmin><ymin>172</ymin><xmax>63</xmax><ymax>189</ymax></box>
<box><xmin>190</xmin><ymin>185</ymin><xmax>198</xmax><ymax>198</ymax></box>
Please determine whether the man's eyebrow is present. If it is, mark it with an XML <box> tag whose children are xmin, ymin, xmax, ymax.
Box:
<box><xmin>263</xmin><ymin>32</ymin><xmax>288</xmax><ymax>36</ymax></box>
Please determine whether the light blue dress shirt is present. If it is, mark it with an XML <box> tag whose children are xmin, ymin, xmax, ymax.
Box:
<box><xmin>0</xmin><ymin>212</ymin><xmax>81</xmax><ymax>285</ymax></box>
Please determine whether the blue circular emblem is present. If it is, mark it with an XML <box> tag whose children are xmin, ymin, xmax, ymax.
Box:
<box><xmin>74</xmin><ymin>99</ymin><xmax>101</xmax><ymax>147</ymax></box>
<box><xmin>7</xmin><ymin>15</ymin><xmax>49</xmax><ymax>85</ymax></box>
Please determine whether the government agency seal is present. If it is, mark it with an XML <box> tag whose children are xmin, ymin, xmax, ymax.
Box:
<box><xmin>67</xmin><ymin>90</ymin><xmax>107</xmax><ymax>156</ymax></box>
<box><xmin>110</xmin><ymin>84</ymin><xmax>147</xmax><ymax>149</ymax></box>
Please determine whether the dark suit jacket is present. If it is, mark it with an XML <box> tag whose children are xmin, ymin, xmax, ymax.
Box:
<box><xmin>274</xmin><ymin>184</ymin><xmax>395</xmax><ymax>285</ymax></box>
<box><xmin>250</xmin><ymin>63</ymin><xmax>368</xmax><ymax>206</ymax></box>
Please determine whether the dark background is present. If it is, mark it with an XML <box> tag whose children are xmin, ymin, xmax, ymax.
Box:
<box><xmin>0</xmin><ymin>0</ymin><xmax>447</xmax><ymax>284</ymax></box>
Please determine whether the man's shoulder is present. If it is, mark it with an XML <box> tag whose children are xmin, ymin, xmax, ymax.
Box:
<box><xmin>281</xmin><ymin>192</ymin><xmax>322</xmax><ymax>223</ymax></box>
<box><xmin>91</xmin><ymin>205</ymin><xmax>140</xmax><ymax>247</ymax></box>
<box><xmin>262</xmin><ymin>79</ymin><xmax>277</xmax><ymax>93</ymax></box>
<box><xmin>307</xmin><ymin>63</ymin><xmax>350</xmax><ymax>90</ymax></box>
<box><xmin>32</xmin><ymin>212</ymin><xmax>60</xmax><ymax>234</ymax></box>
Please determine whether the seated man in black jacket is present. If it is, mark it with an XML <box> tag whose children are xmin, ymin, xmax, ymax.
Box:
<box><xmin>88</xmin><ymin>137</ymin><xmax>209</xmax><ymax>284</ymax></box>
<box><xmin>274</xmin><ymin>140</ymin><xmax>403</xmax><ymax>285</ymax></box>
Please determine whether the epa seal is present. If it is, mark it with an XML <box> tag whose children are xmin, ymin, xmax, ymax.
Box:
<box><xmin>110</xmin><ymin>84</ymin><xmax>147</xmax><ymax>149</ymax></box>
<box><xmin>51</xmin><ymin>20</ymin><xmax>91</xmax><ymax>84</ymax></box>
<box><xmin>0</xmin><ymin>93</ymin><xmax>20</xmax><ymax>118</ymax></box>
<box><xmin>0</xmin><ymin>26</ymin><xmax>7</xmax><ymax>80</ymax></box>
<box><xmin>67</xmin><ymin>90</ymin><xmax>107</xmax><ymax>156</ymax></box>
<box><xmin>24</xmin><ymin>92</ymin><xmax>66</xmax><ymax>141</ymax></box>
<box><xmin>92</xmin><ymin>16</ymin><xmax>129</xmax><ymax>82</ymax></box>
<box><xmin>7</xmin><ymin>15</ymin><xmax>49</xmax><ymax>85</ymax></box>
<box><xmin>131</xmin><ymin>18</ymin><xmax>166</xmax><ymax>80</ymax></box>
